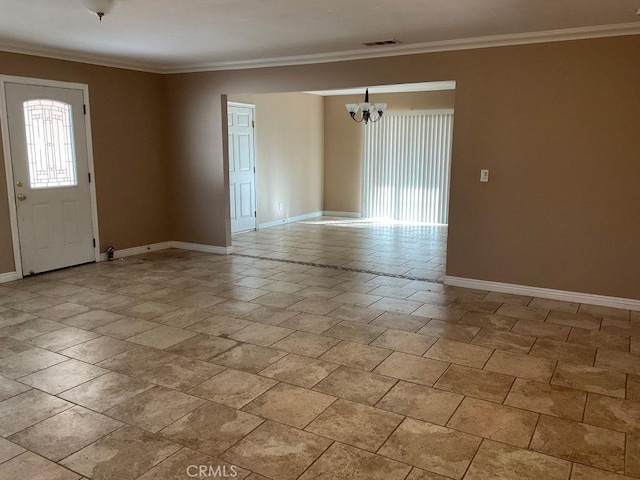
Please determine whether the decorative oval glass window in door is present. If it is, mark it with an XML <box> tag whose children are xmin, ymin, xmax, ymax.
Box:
<box><xmin>23</xmin><ymin>99</ymin><xmax>78</xmax><ymax>189</ymax></box>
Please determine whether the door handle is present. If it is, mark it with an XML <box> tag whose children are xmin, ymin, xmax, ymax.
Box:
<box><xmin>17</xmin><ymin>194</ymin><xmax>27</xmax><ymax>201</ymax></box>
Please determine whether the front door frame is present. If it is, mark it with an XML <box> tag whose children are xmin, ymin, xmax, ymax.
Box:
<box><xmin>0</xmin><ymin>75</ymin><xmax>101</xmax><ymax>279</ymax></box>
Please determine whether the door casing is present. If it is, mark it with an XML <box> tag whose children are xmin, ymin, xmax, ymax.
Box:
<box><xmin>0</xmin><ymin>75</ymin><xmax>101</xmax><ymax>279</ymax></box>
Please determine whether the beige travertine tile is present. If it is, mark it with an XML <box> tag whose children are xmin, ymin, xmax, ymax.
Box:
<box><xmin>222</xmin><ymin>421</ymin><xmax>331</xmax><ymax>480</ymax></box>
<box><xmin>407</xmin><ymin>290</ymin><xmax>455</xmax><ymax>306</ymax></box>
<box><xmin>465</xmin><ymin>440</ymin><xmax>572</xmax><ymax>480</ymax></box>
<box><xmin>376</xmin><ymin>381</ymin><xmax>462</xmax><ymax>425</ymax></box>
<box><xmin>0</xmin><ymin>390</ymin><xmax>73</xmax><ymax>437</ymax></box>
<box><xmin>371</xmin><ymin>297</ymin><xmax>422</xmax><ymax>314</ymax></box>
<box><xmin>571</xmin><ymin>463</ymin><xmax>636</xmax><ymax>480</ymax></box>
<box><xmin>511</xmin><ymin>318</ymin><xmax>571</xmax><ymax>340</ymax></box>
<box><xmin>627</xmin><ymin>432</ymin><xmax>640</xmax><ymax>478</ymax></box>
<box><xmin>258</xmin><ymin>354</ymin><xmax>338</xmax><ymax>388</ymax></box>
<box><xmin>172</xmin><ymin>292</ymin><xmax>227</xmax><ymax>308</ymax></box>
<box><xmin>313</xmin><ymin>366</ymin><xmax>396</xmax><ymax>406</ymax></box>
<box><xmin>434</xmin><ymin>364</ymin><xmax>514</xmax><ymax>403</ymax></box>
<box><xmin>529</xmin><ymin>297</ymin><xmax>579</xmax><ymax>314</ymax></box>
<box><xmin>0</xmin><ymin>451</ymin><xmax>80</xmax><ymax>480</ymax></box>
<box><xmin>547</xmin><ymin>311</ymin><xmax>602</xmax><ymax>330</ymax></box>
<box><xmin>0</xmin><ymin>337</ymin><xmax>32</xmax><ymax>358</ymax></box>
<box><xmin>411</xmin><ymin>304</ymin><xmax>467</xmax><ymax>322</ymax></box>
<box><xmin>118</xmin><ymin>301</ymin><xmax>180</xmax><ymax>320</ymax></box>
<box><xmin>447</xmin><ymin>397</ymin><xmax>538</xmax><ymax>448</ymax></box>
<box><xmin>448</xmin><ymin>297</ymin><xmax>501</xmax><ymax>314</ymax></box>
<box><xmin>152</xmin><ymin>307</ymin><xmax>212</xmax><ymax>328</ymax></box>
<box><xmin>306</xmin><ymin>399</ymin><xmax>403</xmax><ymax>452</ymax></box>
<box><xmin>496</xmin><ymin>304</ymin><xmax>549</xmax><ymax>322</ymax></box>
<box><xmin>552</xmin><ymin>362</ymin><xmax>627</xmax><ymax>398</ymax></box>
<box><xmin>530</xmin><ymin>338</ymin><xmax>596</xmax><ymax>366</ymax></box>
<box><xmin>424</xmin><ymin>338</ymin><xmax>492</xmax><ymax>368</ymax></box>
<box><xmin>530</xmin><ymin>415</ymin><xmax>625</xmax><ymax>472</ymax></box>
<box><xmin>374</xmin><ymin>351</ymin><xmax>449</xmax><ymax>386</ymax></box>
<box><xmin>8</xmin><ymin>406</ymin><xmax>122</xmax><ymax>461</ymax></box>
<box><xmin>327</xmin><ymin>304</ymin><xmax>384</xmax><ymax>323</ymax></box>
<box><xmin>379</xmin><ymin>417</ymin><xmax>482</xmax><ymax>479</ymax></box>
<box><xmin>370</xmin><ymin>311</ymin><xmax>428</xmax><ymax>332</ymax></box>
<box><xmin>62</xmin><ymin>310</ymin><xmax>125</xmax><ymax>329</ymax></box>
<box><xmin>139</xmin><ymin>356</ymin><xmax>225</xmax><ymax>390</ymax></box>
<box><xmin>595</xmin><ymin>349</ymin><xmax>640</xmax><ymax>375</ymax></box>
<box><xmin>271</xmin><ymin>330</ymin><xmax>340</xmax><ymax>358</ymax></box>
<box><xmin>0</xmin><ymin>437</ymin><xmax>25</xmax><ymax>464</ymax></box>
<box><xmin>229</xmin><ymin>322</ymin><xmax>294</xmax><ymax>346</ymax></box>
<box><xmin>578</xmin><ymin>304</ymin><xmax>629</xmax><ymax>322</ymax></box>
<box><xmin>244</xmin><ymin>383</ymin><xmax>335</xmax><ymax>429</ymax></box>
<box><xmin>0</xmin><ymin>347</ymin><xmax>67</xmax><ymax>379</ymax></box>
<box><xmin>61</xmin><ymin>335</ymin><xmax>136</xmax><ymax>364</ymax></box>
<box><xmin>280</xmin><ymin>312</ymin><xmax>341</xmax><ymax>334</ymax></box>
<box><xmin>0</xmin><ymin>375</ymin><xmax>30</xmax><ymax>401</ymax></box>
<box><xmin>583</xmin><ymin>394</ymin><xmax>640</xmax><ymax>433</ymax></box>
<box><xmin>96</xmin><ymin>346</ymin><xmax>177</xmax><ymax>376</ymax></box>
<box><xmin>0</xmin><ymin>318</ymin><xmax>65</xmax><ymax>341</ymax></box>
<box><xmin>483</xmin><ymin>350</ymin><xmax>556</xmax><ymax>382</ymax></box>
<box><xmin>330</xmin><ymin>291</ymin><xmax>382</xmax><ymax>307</ymax></box>
<box><xmin>26</xmin><ymin>326</ymin><xmax>100</xmax><ymax>352</ymax></box>
<box><xmin>59</xmin><ymin>371</ymin><xmax>154</xmax><ymax>412</ymax></box>
<box><xmin>568</xmin><ymin>328</ymin><xmax>630</xmax><ymax>352</ymax></box>
<box><xmin>241</xmin><ymin>305</ymin><xmax>300</xmax><ymax>325</ymax></box>
<box><xmin>34</xmin><ymin>302</ymin><xmax>90</xmax><ymax>321</ymax></box>
<box><xmin>371</xmin><ymin>329</ymin><xmax>436</xmax><ymax>355</ymax></box>
<box><xmin>457</xmin><ymin>311</ymin><xmax>517</xmax><ymax>331</ymax></box>
<box><xmin>165</xmin><ymin>334</ymin><xmax>238</xmax><ymax>360</ymax></box>
<box><xmin>188</xmin><ymin>368</ymin><xmax>277</xmax><ymax>408</ymax></box>
<box><xmin>483</xmin><ymin>292</ymin><xmax>533</xmax><ymax>306</ymax></box>
<box><xmin>188</xmin><ymin>315</ymin><xmax>252</xmax><ymax>336</ymax></box>
<box><xmin>263</xmin><ymin>281</ymin><xmax>309</xmax><ymax>295</ymax></box>
<box><xmin>418</xmin><ymin>320</ymin><xmax>480</xmax><ymax>343</ymax></box>
<box><xmin>471</xmin><ymin>328</ymin><xmax>536</xmax><ymax>353</ymax></box>
<box><xmin>211</xmin><ymin>343</ymin><xmax>287</xmax><ymax>373</ymax></box>
<box><xmin>61</xmin><ymin>426</ymin><xmax>180</xmax><ymax>480</ymax></box>
<box><xmin>252</xmin><ymin>292</ymin><xmax>305</xmax><ymax>309</ymax></box>
<box><xmin>160</xmin><ymin>402</ymin><xmax>263</xmax><ymax>456</ymax></box>
<box><xmin>92</xmin><ymin>318</ymin><xmax>159</xmax><ymax>340</ymax></box>
<box><xmin>600</xmin><ymin>319</ymin><xmax>640</xmax><ymax>337</ymax></box>
<box><xmin>406</xmin><ymin>468</ymin><xmax>457</xmax><ymax>479</ymax></box>
<box><xmin>289</xmin><ymin>298</ymin><xmax>342</xmax><ymax>315</ymax></box>
<box><xmin>105</xmin><ymin>385</ymin><xmax>205</xmax><ymax>433</ymax></box>
<box><xmin>320</xmin><ymin>341</ymin><xmax>391</xmax><ymax>371</ymax></box>
<box><xmin>298</xmin><ymin>442</ymin><xmax>411</xmax><ymax>480</ymax></box>
<box><xmin>137</xmin><ymin>448</ymin><xmax>251</xmax><ymax>480</ymax></box>
<box><xmin>19</xmin><ymin>359</ymin><xmax>108</xmax><ymax>394</ymax></box>
<box><xmin>505</xmin><ymin>378</ymin><xmax>587</xmax><ymax>421</ymax></box>
<box><xmin>628</xmin><ymin>375</ymin><xmax>640</xmax><ymax>401</ymax></box>
<box><xmin>323</xmin><ymin>320</ymin><xmax>386</xmax><ymax>344</ymax></box>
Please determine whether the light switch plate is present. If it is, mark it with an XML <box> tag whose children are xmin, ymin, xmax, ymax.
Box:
<box><xmin>480</xmin><ymin>169</ymin><xmax>489</xmax><ymax>182</ymax></box>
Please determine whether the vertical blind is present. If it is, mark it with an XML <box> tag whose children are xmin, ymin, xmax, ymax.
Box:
<box><xmin>362</xmin><ymin>110</ymin><xmax>454</xmax><ymax>224</ymax></box>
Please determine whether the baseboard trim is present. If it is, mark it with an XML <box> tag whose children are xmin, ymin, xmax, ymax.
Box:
<box><xmin>259</xmin><ymin>211</ymin><xmax>323</xmax><ymax>229</ymax></box>
<box><xmin>98</xmin><ymin>241</ymin><xmax>233</xmax><ymax>261</ymax></box>
<box><xmin>171</xmin><ymin>242</ymin><xmax>234</xmax><ymax>255</ymax></box>
<box><xmin>443</xmin><ymin>276</ymin><xmax>640</xmax><ymax>312</ymax></box>
<box><xmin>323</xmin><ymin>211</ymin><xmax>362</xmax><ymax>218</ymax></box>
<box><xmin>0</xmin><ymin>271</ymin><xmax>20</xmax><ymax>284</ymax></box>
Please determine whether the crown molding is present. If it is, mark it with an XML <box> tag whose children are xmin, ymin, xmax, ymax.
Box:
<box><xmin>2</xmin><ymin>22</ymin><xmax>640</xmax><ymax>75</ymax></box>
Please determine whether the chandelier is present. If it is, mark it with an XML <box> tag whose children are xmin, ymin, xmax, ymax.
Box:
<box><xmin>345</xmin><ymin>89</ymin><xmax>387</xmax><ymax>124</ymax></box>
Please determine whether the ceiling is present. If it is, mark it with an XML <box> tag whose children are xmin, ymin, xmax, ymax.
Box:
<box><xmin>1</xmin><ymin>0</ymin><xmax>639</xmax><ymax>73</ymax></box>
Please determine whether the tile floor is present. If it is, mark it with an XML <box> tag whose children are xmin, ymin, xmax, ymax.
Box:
<box><xmin>0</xmin><ymin>219</ymin><xmax>638</xmax><ymax>479</ymax></box>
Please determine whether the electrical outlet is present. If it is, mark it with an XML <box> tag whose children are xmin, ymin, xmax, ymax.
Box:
<box><xmin>480</xmin><ymin>169</ymin><xmax>490</xmax><ymax>182</ymax></box>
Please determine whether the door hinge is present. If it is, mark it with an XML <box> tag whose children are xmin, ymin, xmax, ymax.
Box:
<box><xmin>254</xmin><ymin>211</ymin><xmax>257</xmax><ymax>218</ymax></box>
<box><xmin>252</xmin><ymin>120</ymin><xmax>255</xmax><ymax>128</ymax></box>
<box><xmin>83</xmin><ymin>104</ymin><xmax>87</xmax><ymax>115</ymax></box>
<box><xmin>93</xmin><ymin>238</ymin><xmax>96</xmax><ymax>248</ymax></box>
<box><xmin>88</xmin><ymin>172</ymin><xmax>91</xmax><ymax>183</ymax></box>
<box><xmin>253</xmin><ymin>166</ymin><xmax>255</xmax><ymax>173</ymax></box>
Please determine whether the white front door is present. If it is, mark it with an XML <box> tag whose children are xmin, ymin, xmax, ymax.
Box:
<box><xmin>4</xmin><ymin>83</ymin><xmax>96</xmax><ymax>275</ymax></box>
<box><xmin>228</xmin><ymin>103</ymin><xmax>257</xmax><ymax>233</ymax></box>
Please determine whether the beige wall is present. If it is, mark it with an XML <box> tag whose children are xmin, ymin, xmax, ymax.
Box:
<box><xmin>0</xmin><ymin>52</ymin><xmax>171</xmax><ymax>274</ymax></box>
<box><xmin>323</xmin><ymin>90</ymin><xmax>455</xmax><ymax>213</ymax></box>
<box><xmin>229</xmin><ymin>93</ymin><xmax>324</xmax><ymax>225</ymax></box>
<box><xmin>165</xmin><ymin>35</ymin><xmax>640</xmax><ymax>300</ymax></box>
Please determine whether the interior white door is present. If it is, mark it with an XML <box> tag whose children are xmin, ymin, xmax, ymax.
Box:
<box><xmin>5</xmin><ymin>83</ymin><xmax>95</xmax><ymax>275</ymax></box>
<box><xmin>228</xmin><ymin>103</ymin><xmax>257</xmax><ymax>233</ymax></box>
